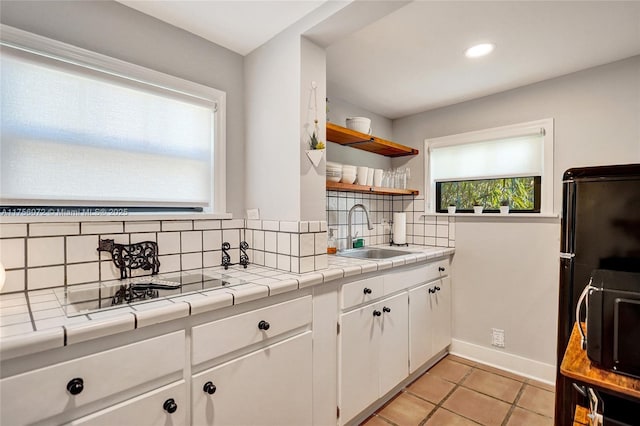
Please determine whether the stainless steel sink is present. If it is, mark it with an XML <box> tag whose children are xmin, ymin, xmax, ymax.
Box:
<box><xmin>337</xmin><ymin>247</ymin><xmax>417</xmax><ymax>260</ymax></box>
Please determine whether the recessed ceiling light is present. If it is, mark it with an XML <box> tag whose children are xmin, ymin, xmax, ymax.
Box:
<box><xmin>465</xmin><ymin>43</ymin><xmax>495</xmax><ymax>58</ymax></box>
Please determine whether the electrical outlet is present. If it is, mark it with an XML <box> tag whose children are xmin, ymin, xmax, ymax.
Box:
<box><xmin>491</xmin><ymin>328</ymin><xmax>505</xmax><ymax>348</ymax></box>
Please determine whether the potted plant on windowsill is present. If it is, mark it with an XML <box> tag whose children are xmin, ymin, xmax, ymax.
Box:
<box><xmin>500</xmin><ymin>199</ymin><xmax>510</xmax><ymax>214</ymax></box>
<box><xmin>473</xmin><ymin>200</ymin><xmax>483</xmax><ymax>214</ymax></box>
<box><xmin>447</xmin><ymin>203</ymin><xmax>456</xmax><ymax>214</ymax></box>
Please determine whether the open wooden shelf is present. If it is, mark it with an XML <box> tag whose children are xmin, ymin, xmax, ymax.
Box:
<box><xmin>327</xmin><ymin>180</ymin><xmax>419</xmax><ymax>196</ymax></box>
<box><xmin>561</xmin><ymin>323</ymin><xmax>640</xmax><ymax>399</ymax></box>
<box><xmin>326</xmin><ymin>122</ymin><xmax>419</xmax><ymax>158</ymax></box>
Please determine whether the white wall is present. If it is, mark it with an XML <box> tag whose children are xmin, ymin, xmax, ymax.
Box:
<box><xmin>390</xmin><ymin>56</ymin><xmax>640</xmax><ymax>381</ymax></box>
<box><xmin>0</xmin><ymin>0</ymin><xmax>247</xmax><ymax>218</ymax></box>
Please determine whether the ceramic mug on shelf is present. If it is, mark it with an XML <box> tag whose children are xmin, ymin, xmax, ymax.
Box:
<box><xmin>356</xmin><ymin>166</ymin><xmax>369</xmax><ymax>185</ymax></box>
<box><xmin>366</xmin><ymin>168</ymin><xmax>374</xmax><ymax>186</ymax></box>
<box><xmin>374</xmin><ymin>169</ymin><xmax>384</xmax><ymax>187</ymax></box>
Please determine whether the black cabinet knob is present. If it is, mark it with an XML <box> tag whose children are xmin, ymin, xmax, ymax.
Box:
<box><xmin>438</xmin><ymin>266</ymin><xmax>445</xmax><ymax>272</ymax></box>
<box><xmin>203</xmin><ymin>381</ymin><xmax>217</xmax><ymax>395</ymax></box>
<box><xmin>258</xmin><ymin>320</ymin><xmax>270</xmax><ymax>331</ymax></box>
<box><xmin>363</xmin><ymin>287</ymin><xmax>372</xmax><ymax>294</ymax></box>
<box><xmin>66</xmin><ymin>378</ymin><xmax>84</xmax><ymax>395</ymax></box>
<box><xmin>163</xmin><ymin>398</ymin><xmax>178</xmax><ymax>414</ymax></box>
<box><xmin>373</xmin><ymin>310</ymin><xmax>382</xmax><ymax>317</ymax></box>
<box><xmin>428</xmin><ymin>288</ymin><xmax>435</xmax><ymax>294</ymax></box>
<box><xmin>383</xmin><ymin>307</ymin><xmax>391</xmax><ymax>313</ymax></box>
<box><xmin>435</xmin><ymin>286</ymin><xmax>441</xmax><ymax>292</ymax></box>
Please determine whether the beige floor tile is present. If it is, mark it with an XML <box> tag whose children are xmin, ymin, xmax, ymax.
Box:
<box><xmin>473</xmin><ymin>362</ymin><xmax>527</xmax><ymax>382</ymax></box>
<box><xmin>462</xmin><ymin>369</ymin><xmax>523</xmax><ymax>403</ymax></box>
<box><xmin>360</xmin><ymin>414</ymin><xmax>392</xmax><ymax>426</ymax></box>
<box><xmin>526</xmin><ymin>378</ymin><xmax>556</xmax><ymax>393</ymax></box>
<box><xmin>506</xmin><ymin>407</ymin><xmax>554</xmax><ymax>426</ymax></box>
<box><xmin>446</xmin><ymin>354</ymin><xmax>477</xmax><ymax>367</ymax></box>
<box><xmin>407</xmin><ymin>372</ymin><xmax>455</xmax><ymax>404</ymax></box>
<box><xmin>516</xmin><ymin>384</ymin><xmax>555</xmax><ymax>417</ymax></box>
<box><xmin>377</xmin><ymin>392</ymin><xmax>435</xmax><ymax>426</ymax></box>
<box><xmin>442</xmin><ymin>387</ymin><xmax>511</xmax><ymax>426</ymax></box>
<box><xmin>424</xmin><ymin>408</ymin><xmax>480</xmax><ymax>426</ymax></box>
<box><xmin>427</xmin><ymin>358</ymin><xmax>472</xmax><ymax>383</ymax></box>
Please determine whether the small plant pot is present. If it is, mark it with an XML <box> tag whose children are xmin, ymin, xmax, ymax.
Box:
<box><xmin>500</xmin><ymin>206</ymin><xmax>510</xmax><ymax>214</ymax></box>
<box><xmin>447</xmin><ymin>206</ymin><xmax>456</xmax><ymax>214</ymax></box>
<box><xmin>473</xmin><ymin>206</ymin><xmax>484</xmax><ymax>214</ymax></box>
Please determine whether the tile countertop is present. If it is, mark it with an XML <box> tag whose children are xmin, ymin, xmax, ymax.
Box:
<box><xmin>0</xmin><ymin>245</ymin><xmax>454</xmax><ymax>360</ymax></box>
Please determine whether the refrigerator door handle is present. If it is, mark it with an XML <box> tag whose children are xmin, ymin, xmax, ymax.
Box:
<box><xmin>560</xmin><ymin>252</ymin><xmax>575</xmax><ymax>259</ymax></box>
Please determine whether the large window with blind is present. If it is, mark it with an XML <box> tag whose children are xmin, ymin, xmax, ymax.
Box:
<box><xmin>0</xmin><ymin>26</ymin><xmax>226</xmax><ymax>213</ymax></box>
<box><xmin>425</xmin><ymin>119</ymin><xmax>554</xmax><ymax>214</ymax></box>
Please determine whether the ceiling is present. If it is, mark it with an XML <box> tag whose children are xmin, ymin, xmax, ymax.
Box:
<box><xmin>117</xmin><ymin>1</ymin><xmax>640</xmax><ymax>120</ymax></box>
<box><xmin>117</xmin><ymin>0</ymin><xmax>326</xmax><ymax>56</ymax></box>
<box><xmin>327</xmin><ymin>1</ymin><xmax>640</xmax><ymax>118</ymax></box>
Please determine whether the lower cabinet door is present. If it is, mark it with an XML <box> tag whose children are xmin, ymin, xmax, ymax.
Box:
<box><xmin>67</xmin><ymin>380</ymin><xmax>186</xmax><ymax>426</ymax></box>
<box><xmin>339</xmin><ymin>304</ymin><xmax>380</xmax><ymax>425</ymax></box>
<box><xmin>431</xmin><ymin>276</ymin><xmax>452</xmax><ymax>354</ymax></box>
<box><xmin>191</xmin><ymin>332</ymin><xmax>312</xmax><ymax>426</ymax></box>
<box><xmin>378</xmin><ymin>292</ymin><xmax>409</xmax><ymax>396</ymax></box>
<box><xmin>409</xmin><ymin>282</ymin><xmax>435</xmax><ymax>373</ymax></box>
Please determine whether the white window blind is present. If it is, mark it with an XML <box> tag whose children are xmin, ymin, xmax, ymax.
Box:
<box><xmin>430</xmin><ymin>134</ymin><xmax>544</xmax><ymax>182</ymax></box>
<box><xmin>1</xmin><ymin>40</ymin><xmax>217</xmax><ymax>208</ymax></box>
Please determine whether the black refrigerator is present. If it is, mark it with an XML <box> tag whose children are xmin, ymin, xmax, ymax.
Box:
<box><xmin>555</xmin><ymin>163</ymin><xmax>640</xmax><ymax>425</ymax></box>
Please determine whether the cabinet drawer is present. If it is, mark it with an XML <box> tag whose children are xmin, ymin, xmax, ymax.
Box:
<box><xmin>384</xmin><ymin>258</ymin><xmax>449</xmax><ymax>295</ymax></box>
<box><xmin>0</xmin><ymin>331</ymin><xmax>185</xmax><ymax>426</ymax></box>
<box><xmin>192</xmin><ymin>332</ymin><xmax>312</xmax><ymax>426</ymax></box>
<box><xmin>192</xmin><ymin>295</ymin><xmax>311</xmax><ymax>365</ymax></box>
<box><xmin>67</xmin><ymin>380</ymin><xmax>186</xmax><ymax>426</ymax></box>
<box><xmin>342</xmin><ymin>275</ymin><xmax>384</xmax><ymax>309</ymax></box>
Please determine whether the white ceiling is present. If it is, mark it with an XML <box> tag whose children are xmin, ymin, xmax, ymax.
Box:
<box><xmin>117</xmin><ymin>0</ymin><xmax>326</xmax><ymax>56</ymax></box>
<box><xmin>327</xmin><ymin>1</ymin><xmax>640</xmax><ymax>118</ymax></box>
<box><xmin>117</xmin><ymin>1</ymin><xmax>640</xmax><ymax>119</ymax></box>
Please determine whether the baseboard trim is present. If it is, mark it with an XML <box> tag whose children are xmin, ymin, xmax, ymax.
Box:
<box><xmin>450</xmin><ymin>339</ymin><xmax>556</xmax><ymax>384</ymax></box>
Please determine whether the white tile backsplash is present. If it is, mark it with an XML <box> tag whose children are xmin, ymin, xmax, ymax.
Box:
<box><xmin>300</xmin><ymin>233</ymin><xmax>314</xmax><ymax>257</ymax></box>
<box><xmin>253</xmin><ymin>230</ymin><xmax>265</xmax><ymax>251</ymax></box>
<box><xmin>130</xmin><ymin>233</ymin><xmax>156</xmax><ymax>244</ymax></box>
<box><xmin>203</xmin><ymin>230</ymin><xmax>222</xmax><ymax>251</ymax></box>
<box><xmin>30</xmin><ymin>222</ymin><xmax>79</xmax><ymax>237</ymax></box>
<box><xmin>314</xmin><ymin>232</ymin><xmax>327</xmax><ymax>255</ymax></box>
<box><xmin>222</xmin><ymin>229</ymin><xmax>240</xmax><ymax>248</ymax></box>
<box><xmin>161</xmin><ymin>221</ymin><xmax>192</xmax><ymax>231</ymax></box>
<box><xmin>277</xmin><ymin>232</ymin><xmax>290</xmax><ymax>255</ymax></box>
<box><xmin>2</xmin><ymin>270</ymin><xmax>25</xmax><ymax>293</ymax></box>
<box><xmin>157</xmin><ymin>232</ymin><xmax>181</xmax><ymax>255</ymax></box>
<box><xmin>28</xmin><ymin>266</ymin><xmax>64</xmax><ymax>290</ymax></box>
<box><xmin>181</xmin><ymin>252</ymin><xmax>202</xmax><ymax>270</ymax></box>
<box><xmin>27</xmin><ymin>237</ymin><xmax>64</xmax><ymax>267</ymax></box>
<box><xmin>181</xmin><ymin>231</ymin><xmax>203</xmax><ymax>253</ymax></box>
<box><xmin>0</xmin><ymin>224</ymin><xmax>27</xmax><ymax>238</ymax></box>
<box><xmin>124</xmin><ymin>221</ymin><xmax>160</xmax><ymax>233</ymax></box>
<box><xmin>67</xmin><ymin>262</ymin><xmax>99</xmax><ymax>285</ymax></box>
<box><xmin>159</xmin><ymin>254</ymin><xmax>181</xmax><ymax>273</ymax></box>
<box><xmin>66</xmin><ymin>235</ymin><xmax>99</xmax><ymax>264</ymax></box>
<box><xmin>264</xmin><ymin>231</ymin><xmax>277</xmax><ymax>253</ymax></box>
<box><xmin>193</xmin><ymin>220</ymin><xmax>221</xmax><ymax>230</ymax></box>
<box><xmin>279</xmin><ymin>221</ymin><xmax>299</xmax><ymax>233</ymax></box>
<box><xmin>82</xmin><ymin>222</ymin><xmax>124</xmax><ymax>235</ymax></box>
<box><xmin>1</xmin><ymin>238</ymin><xmax>25</xmax><ymax>269</ymax></box>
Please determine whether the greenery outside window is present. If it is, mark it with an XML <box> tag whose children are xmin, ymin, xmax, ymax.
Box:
<box><xmin>425</xmin><ymin>119</ymin><xmax>554</xmax><ymax>215</ymax></box>
<box><xmin>436</xmin><ymin>176</ymin><xmax>541</xmax><ymax>213</ymax></box>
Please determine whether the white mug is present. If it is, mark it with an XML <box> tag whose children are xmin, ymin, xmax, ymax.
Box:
<box><xmin>366</xmin><ymin>169</ymin><xmax>374</xmax><ymax>186</ymax></box>
<box><xmin>374</xmin><ymin>169</ymin><xmax>384</xmax><ymax>187</ymax></box>
<box><xmin>356</xmin><ymin>166</ymin><xmax>369</xmax><ymax>185</ymax></box>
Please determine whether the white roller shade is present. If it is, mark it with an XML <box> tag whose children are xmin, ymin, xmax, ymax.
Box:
<box><xmin>430</xmin><ymin>134</ymin><xmax>544</xmax><ymax>182</ymax></box>
<box><xmin>1</xmin><ymin>45</ymin><xmax>214</xmax><ymax>207</ymax></box>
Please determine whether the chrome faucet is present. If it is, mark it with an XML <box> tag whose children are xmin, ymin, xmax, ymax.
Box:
<box><xmin>347</xmin><ymin>204</ymin><xmax>374</xmax><ymax>249</ymax></box>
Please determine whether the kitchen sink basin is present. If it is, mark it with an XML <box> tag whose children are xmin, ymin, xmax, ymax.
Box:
<box><xmin>337</xmin><ymin>247</ymin><xmax>417</xmax><ymax>260</ymax></box>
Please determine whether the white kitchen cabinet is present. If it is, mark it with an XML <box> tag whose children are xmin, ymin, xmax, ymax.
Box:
<box><xmin>408</xmin><ymin>276</ymin><xmax>451</xmax><ymax>373</ymax></box>
<box><xmin>339</xmin><ymin>292</ymin><xmax>408</xmax><ymax>424</ymax></box>
<box><xmin>0</xmin><ymin>331</ymin><xmax>185</xmax><ymax>426</ymax></box>
<box><xmin>66</xmin><ymin>380</ymin><xmax>187</xmax><ymax>426</ymax></box>
<box><xmin>191</xmin><ymin>332</ymin><xmax>312</xmax><ymax>426</ymax></box>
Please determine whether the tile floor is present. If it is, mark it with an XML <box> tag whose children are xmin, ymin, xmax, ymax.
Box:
<box><xmin>362</xmin><ymin>355</ymin><xmax>555</xmax><ymax>426</ymax></box>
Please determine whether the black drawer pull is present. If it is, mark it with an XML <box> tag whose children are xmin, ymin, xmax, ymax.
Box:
<box><xmin>438</xmin><ymin>266</ymin><xmax>445</xmax><ymax>272</ymax></box>
<box><xmin>383</xmin><ymin>307</ymin><xmax>391</xmax><ymax>313</ymax></box>
<box><xmin>66</xmin><ymin>378</ymin><xmax>84</xmax><ymax>395</ymax></box>
<box><xmin>428</xmin><ymin>288</ymin><xmax>435</xmax><ymax>294</ymax></box>
<box><xmin>163</xmin><ymin>398</ymin><xmax>178</xmax><ymax>414</ymax></box>
<box><xmin>363</xmin><ymin>287</ymin><xmax>372</xmax><ymax>294</ymax></box>
<box><xmin>435</xmin><ymin>286</ymin><xmax>441</xmax><ymax>292</ymax></box>
<box><xmin>203</xmin><ymin>381</ymin><xmax>217</xmax><ymax>395</ymax></box>
<box><xmin>373</xmin><ymin>310</ymin><xmax>382</xmax><ymax>317</ymax></box>
<box><xmin>258</xmin><ymin>320</ymin><xmax>270</xmax><ymax>331</ymax></box>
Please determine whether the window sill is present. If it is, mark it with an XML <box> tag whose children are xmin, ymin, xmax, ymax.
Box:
<box><xmin>430</xmin><ymin>212</ymin><xmax>560</xmax><ymax>221</ymax></box>
<box><xmin>0</xmin><ymin>211</ymin><xmax>233</xmax><ymax>224</ymax></box>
